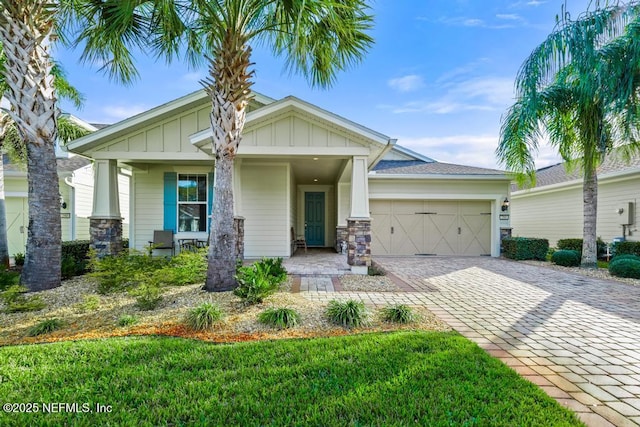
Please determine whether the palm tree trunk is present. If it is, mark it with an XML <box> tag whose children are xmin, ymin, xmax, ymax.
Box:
<box><xmin>581</xmin><ymin>166</ymin><xmax>598</xmax><ymax>269</ymax></box>
<box><xmin>203</xmin><ymin>34</ymin><xmax>253</xmax><ymax>292</ymax></box>
<box><xmin>0</xmin><ymin>2</ymin><xmax>61</xmax><ymax>290</ymax></box>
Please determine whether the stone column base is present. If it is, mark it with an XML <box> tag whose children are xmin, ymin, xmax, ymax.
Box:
<box><xmin>90</xmin><ymin>217</ymin><xmax>123</xmax><ymax>258</ymax></box>
<box><xmin>234</xmin><ymin>216</ymin><xmax>245</xmax><ymax>261</ymax></box>
<box><xmin>347</xmin><ymin>218</ymin><xmax>371</xmax><ymax>275</ymax></box>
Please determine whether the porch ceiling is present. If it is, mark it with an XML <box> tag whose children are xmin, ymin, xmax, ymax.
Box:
<box><xmin>243</xmin><ymin>157</ymin><xmax>347</xmax><ymax>185</ymax></box>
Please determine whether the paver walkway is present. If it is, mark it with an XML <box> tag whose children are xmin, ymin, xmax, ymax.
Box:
<box><xmin>297</xmin><ymin>256</ymin><xmax>640</xmax><ymax>427</ymax></box>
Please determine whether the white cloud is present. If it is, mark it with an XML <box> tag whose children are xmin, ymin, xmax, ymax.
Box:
<box><xmin>102</xmin><ymin>104</ymin><xmax>149</xmax><ymax>121</ymax></box>
<box><xmin>397</xmin><ymin>134</ymin><xmax>562</xmax><ymax>170</ymax></box>
<box><xmin>439</xmin><ymin>16</ymin><xmax>517</xmax><ymax>29</ymax></box>
<box><xmin>388</xmin><ymin>75</ymin><xmax>425</xmax><ymax>93</ymax></box>
<box><xmin>383</xmin><ymin>76</ymin><xmax>515</xmax><ymax>115</ymax></box>
<box><xmin>496</xmin><ymin>14</ymin><xmax>522</xmax><ymax>21</ymax></box>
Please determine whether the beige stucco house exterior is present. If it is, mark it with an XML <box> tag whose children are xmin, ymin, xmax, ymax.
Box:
<box><xmin>67</xmin><ymin>90</ymin><xmax>510</xmax><ymax>272</ymax></box>
<box><xmin>510</xmin><ymin>150</ymin><xmax>640</xmax><ymax>247</ymax></box>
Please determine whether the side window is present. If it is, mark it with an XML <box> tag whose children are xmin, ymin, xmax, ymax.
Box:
<box><xmin>177</xmin><ymin>174</ymin><xmax>207</xmax><ymax>232</ymax></box>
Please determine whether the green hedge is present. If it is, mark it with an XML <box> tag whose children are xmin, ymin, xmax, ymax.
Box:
<box><xmin>502</xmin><ymin>237</ymin><xmax>549</xmax><ymax>261</ymax></box>
<box><xmin>551</xmin><ymin>250</ymin><xmax>580</xmax><ymax>267</ymax></box>
<box><xmin>61</xmin><ymin>239</ymin><xmax>130</xmax><ymax>278</ymax></box>
<box><xmin>613</xmin><ymin>241</ymin><xmax>640</xmax><ymax>257</ymax></box>
<box><xmin>557</xmin><ymin>238</ymin><xmax>606</xmax><ymax>259</ymax></box>
<box><xmin>609</xmin><ymin>259</ymin><xmax>640</xmax><ymax>279</ymax></box>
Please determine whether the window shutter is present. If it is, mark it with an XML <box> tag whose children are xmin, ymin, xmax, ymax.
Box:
<box><xmin>207</xmin><ymin>172</ymin><xmax>214</xmax><ymax>222</ymax></box>
<box><xmin>163</xmin><ymin>172</ymin><xmax>177</xmax><ymax>232</ymax></box>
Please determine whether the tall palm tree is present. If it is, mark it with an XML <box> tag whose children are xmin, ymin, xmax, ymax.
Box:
<box><xmin>67</xmin><ymin>0</ymin><xmax>374</xmax><ymax>291</ymax></box>
<box><xmin>0</xmin><ymin>1</ymin><xmax>145</xmax><ymax>291</ymax></box>
<box><xmin>497</xmin><ymin>2</ymin><xmax>640</xmax><ymax>268</ymax></box>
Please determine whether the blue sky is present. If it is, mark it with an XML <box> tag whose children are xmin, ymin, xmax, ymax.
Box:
<box><xmin>54</xmin><ymin>0</ymin><xmax>594</xmax><ymax>170</ymax></box>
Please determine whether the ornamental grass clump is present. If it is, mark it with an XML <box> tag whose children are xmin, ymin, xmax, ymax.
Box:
<box><xmin>1</xmin><ymin>285</ymin><xmax>45</xmax><ymax>313</ymax></box>
<box><xmin>27</xmin><ymin>318</ymin><xmax>64</xmax><ymax>337</ymax></box>
<box><xmin>551</xmin><ymin>250</ymin><xmax>581</xmax><ymax>267</ymax></box>
<box><xmin>117</xmin><ymin>314</ymin><xmax>138</xmax><ymax>327</ymax></box>
<box><xmin>186</xmin><ymin>302</ymin><xmax>224</xmax><ymax>331</ymax></box>
<box><xmin>380</xmin><ymin>304</ymin><xmax>416</xmax><ymax>324</ymax></box>
<box><xmin>258</xmin><ymin>307</ymin><xmax>300</xmax><ymax>329</ymax></box>
<box><xmin>326</xmin><ymin>299</ymin><xmax>367</xmax><ymax>328</ymax></box>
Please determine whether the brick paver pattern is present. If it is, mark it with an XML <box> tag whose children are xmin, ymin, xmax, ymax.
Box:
<box><xmin>294</xmin><ymin>255</ymin><xmax>640</xmax><ymax>427</ymax></box>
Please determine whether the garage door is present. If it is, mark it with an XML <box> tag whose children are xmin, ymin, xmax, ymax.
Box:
<box><xmin>6</xmin><ymin>197</ymin><xmax>27</xmax><ymax>256</ymax></box>
<box><xmin>370</xmin><ymin>200</ymin><xmax>492</xmax><ymax>256</ymax></box>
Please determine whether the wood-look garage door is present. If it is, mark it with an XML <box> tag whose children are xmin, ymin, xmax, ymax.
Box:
<box><xmin>370</xmin><ymin>200</ymin><xmax>492</xmax><ymax>256</ymax></box>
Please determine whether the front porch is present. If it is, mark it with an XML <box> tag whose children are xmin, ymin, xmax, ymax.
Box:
<box><xmin>283</xmin><ymin>248</ymin><xmax>351</xmax><ymax>275</ymax></box>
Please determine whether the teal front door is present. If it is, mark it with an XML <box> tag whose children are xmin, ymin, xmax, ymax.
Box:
<box><xmin>305</xmin><ymin>192</ymin><xmax>325</xmax><ymax>246</ymax></box>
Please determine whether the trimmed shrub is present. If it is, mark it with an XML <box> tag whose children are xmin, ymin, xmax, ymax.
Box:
<box><xmin>186</xmin><ymin>302</ymin><xmax>224</xmax><ymax>330</ymax></box>
<box><xmin>326</xmin><ymin>299</ymin><xmax>367</xmax><ymax>328</ymax></box>
<box><xmin>557</xmin><ymin>238</ymin><xmax>606</xmax><ymax>259</ymax></box>
<box><xmin>158</xmin><ymin>249</ymin><xmax>207</xmax><ymax>285</ymax></box>
<box><xmin>502</xmin><ymin>237</ymin><xmax>549</xmax><ymax>260</ymax></box>
<box><xmin>380</xmin><ymin>304</ymin><xmax>416</xmax><ymax>324</ymax></box>
<box><xmin>13</xmin><ymin>253</ymin><xmax>24</xmax><ymax>266</ymax></box>
<box><xmin>609</xmin><ymin>254</ymin><xmax>640</xmax><ymax>270</ymax></box>
<box><xmin>551</xmin><ymin>250</ymin><xmax>581</xmax><ymax>267</ymax></box>
<box><xmin>234</xmin><ymin>258</ymin><xmax>287</xmax><ymax>304</ymax></box>
<box><xmin>609</xmin><ymin>259</ymin><xmax>640</xmax><ymax>279</ymax></box>
<box><xmin>258</xmin><ymin>307</ymin><xmax>300</xmax><ymax>329</ymax></box>
<box><xmin>132</xmin><ymin>283</ymin><xmax>163</xmax><ymax>311</ymax></box>
<box><xmin>613</xmin><ymin>241</ymin><xmax>640</xmax><ymax>258</ymax></box>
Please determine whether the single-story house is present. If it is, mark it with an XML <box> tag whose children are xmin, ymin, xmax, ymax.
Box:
<box><xmin>67</xmin><ymin>90</ymin><xmax>511</xmax><ymax>272</ymax></box>
<box><xmin>510</xmin><ymin>149</ymin><xmax>640</xmax><ymax>247</ymax></box>
<box><xmin>2</xmin><ymin>115</ymin><xmax>130</xmax><ymax>256</ymax></box>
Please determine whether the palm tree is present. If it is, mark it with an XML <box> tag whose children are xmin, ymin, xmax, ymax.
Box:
<box><xmin>497</xmin><ymin>2</ymin><xmax>640</xmax><ymax>268</ymax></box>
<box><xmin>0</xmin><ymin>1</ymin><xmax>145</xmax><ymax>291</ymax></box>
<box><xmin>67</xmin><ymin>0</ymin><xmax>373</xmax><ymax>291</ymax></box>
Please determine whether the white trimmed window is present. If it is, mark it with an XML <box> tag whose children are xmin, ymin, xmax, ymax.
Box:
<box><xmin>178</xmin><ymin>174</ymin><xmax>207</xmax><ymax>232</ymax></box>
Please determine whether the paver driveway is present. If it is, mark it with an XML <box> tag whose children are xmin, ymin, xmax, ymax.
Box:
<box><xmin>301</xmin><ymin>257</ymin><xmax>640</xmax><ymax>427</ymax></box>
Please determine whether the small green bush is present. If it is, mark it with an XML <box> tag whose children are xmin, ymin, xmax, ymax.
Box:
<box><xmin>186</xmin><ymin>302</ymin><xmax>224</xmax><ymax>331</ymax></box>
<box><xmin>13</xmin><ymin>253</ymin><xmax>24</xmax><ymax>266</ymax></box>
<box><xmin>326</xmin><ymin>299</ymin><xmax>367</xmax><ymax>328</ymax></box>
<box><xmin>258</xmin><ymin>307</ymin><xmax>300</xmax><ymax>329</ymax></box>
<box><xmin>613</xmin><ymin>241</ymin><xmax>640</xmax><ymax>257</ymax></box>
<box><xmin>368</xmin><ymin>263</ymin><xmax>385</xmax><ymax>276</ymax></box>
<box><xmin>61</xmin><ymin>255</ymin><xmax>87</xmax><ymax>280</ymax></box>
<box><xmin>502</xmin><ymin>237</ymin><xmax>549</xmax><ymax>260</ymax></box>
<box><xmin>158</xmin><ymin>249</ymin><xmax>207</xmax><ymax>285</ymax></box>
<box><xmin>1</xmin><ymin>285</ymin><xmax>46</xmax><ymax>313</ymax></box>
<box><xmin>132</xmin><ymin>284</ymin><xmax>163</xmax><ymax>311</ymax></box>
<box><xmin>551</xmin><ymin>250</ymin><xmax>581</xmax><ymax>267</ymax></box>
<box><xmin>90</xmin><ymin>250</ymin><xmax>169</xmax><ymax>294</ymax></box>
<box><xmin>117</xmin><ymin>314</ymin><xmax>138</xmax><ymax>327</ymax></box>
<box><xmin>234</xmin><ymin>258</ymin><xmax>287</xmax><ymax>304</ymax></box>
<box><xmin>27</xmin><ymin>318</ymin><xmax>65</xmax><ymax>337</ymax></box>
<box><xmin>75</xmin><ymin>295</ymin><xmax>100</xmax><ymax>312</ymax></box>
<box><xmin>608</xmin><ymin>259</ymin><xmax>640</xmax><ymax>279</ymax></box>
<box><xmin>380</xmin><ymin>304</ymin><xmax>416</xmax><ymax>324</ymax></box>
<box><xmin>0</xmin><ymin>269</ymin><xmax>20</xmax><ymax>292</ymax></box>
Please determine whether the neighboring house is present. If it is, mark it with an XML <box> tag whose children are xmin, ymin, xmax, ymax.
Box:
<box><xmin>3</xmin><ymin>115</ymin><xmax>130</xmax><ymax>256</ymax></box>
<box><xmin>510</xmin><ymin>149</ymin><xmax>640</xmax><ymax>247</ymax></box>
<box><xmin>66</xmin><ymin>90</ymin><xmax>510</xmax><ymax>272</ymax></box>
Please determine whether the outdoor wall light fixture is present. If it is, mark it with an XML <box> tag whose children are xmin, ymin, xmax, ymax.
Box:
<box><xmin>501</xmin><ymin>198</ymin><xmax>510</xmax><ymax>212</ymax></box>
<box><xmin>60</xmin><ymin>194</ymin><xmax>67</xmax><ymax>210</ymax></box>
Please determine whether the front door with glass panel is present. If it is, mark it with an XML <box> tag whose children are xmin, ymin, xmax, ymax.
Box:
<box><xmin>304</xmin><ymin>192</ymin><xmax>325</xmax><ymax>246</ymax></box>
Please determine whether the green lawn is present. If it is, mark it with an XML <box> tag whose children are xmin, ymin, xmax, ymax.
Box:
<box><xmin>0</xmin><ymin>331</ymin><xmax>583</xmax><ymax>426</ymax></box>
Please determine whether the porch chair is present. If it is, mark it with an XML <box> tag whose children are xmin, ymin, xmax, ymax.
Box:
<box><xmin>148</xmin><ymin>230</ymin><xmax>175</xmax><ymax>256</ymax></box>
<box><xmin>291</xmin><ymin>227</ymin><xmax>307</xmax><ymax>253</ymax></box>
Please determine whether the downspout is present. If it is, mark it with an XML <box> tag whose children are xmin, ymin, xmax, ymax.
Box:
<box><xmin>64</xmin><ymin>176</ymin><xmax>76</xmax><ymax>240</ymax></box>
<box><xmin>369</xmin><ymin>138</ymin><xmax>397</xmax><ymax>171</ymax></box>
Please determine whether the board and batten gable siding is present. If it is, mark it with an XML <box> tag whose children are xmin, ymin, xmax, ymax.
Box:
<box><xmin>241</xmin><ymin>163</ymin><xmax>289</xmax><ymax>258</ymax></box>
<box><xmin>511</xmin><ymin>174</ymin><xmax>639</xmax><ymax>246</ymax></box>
<box><xmin>242</xmin><ymin>114</ymin><xmax>370</xmax><ymax>149</ymax></box>
<box><xmin>94</xmin><ymin>105</ymin><xmax>211</xmax><ymax>155</ymax></box>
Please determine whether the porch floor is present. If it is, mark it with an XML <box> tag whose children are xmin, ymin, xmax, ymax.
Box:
<box><xmin>283</xmin><ymin>248</ymin><xmax>351</xmax><ymax>276</ymax></box>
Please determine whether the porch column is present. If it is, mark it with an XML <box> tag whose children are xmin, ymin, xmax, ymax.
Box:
<box><xmin>89</xmin><ymin>159</ymin><xmax>123</xmax><ymax>257</ymax></box>
<box><xmin>347</xmin><ymin>156</ymin><xmax>371</xmax><ymax>274</ymax></box>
